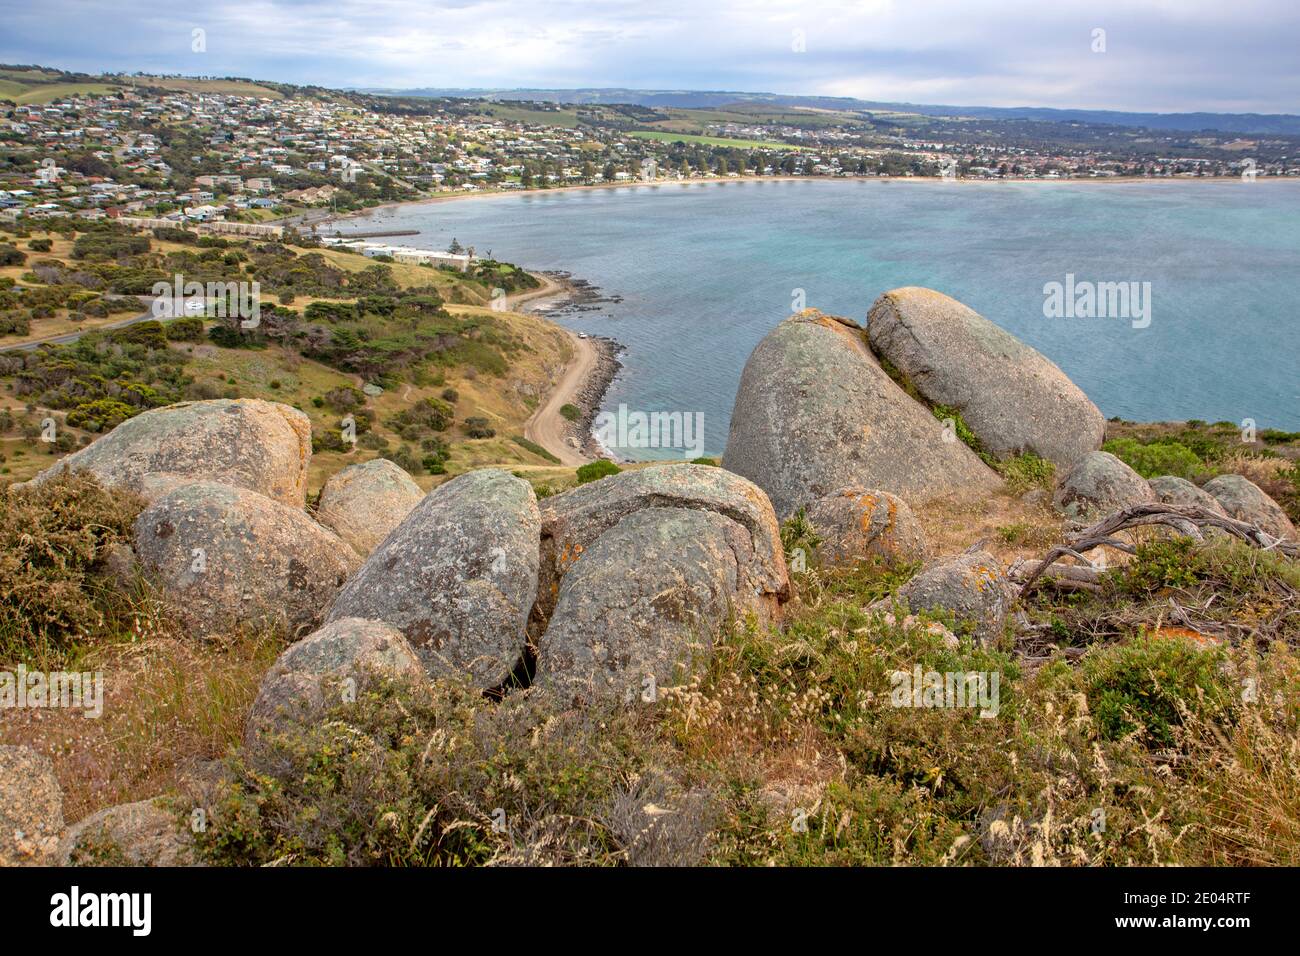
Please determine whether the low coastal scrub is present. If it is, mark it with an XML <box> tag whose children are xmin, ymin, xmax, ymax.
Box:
<box><xmin>1103</xmin><ymin>436</ymin><xmax>1206</xmax><ymax>480</ymax></box>
<box><xmin>576</xmin><ymin>459</ymin><xmax>621</xmax><ymax>484</ymax></box>
<box><xmin>190</xmin><ymin>531</ymin><xmax>1300</xmax><ymax>867</ymax></box>
<box><xmin>994</xmin><ymin>452</ymin><xmax>1055</xmax><ymax>495</ymax></box>
<box><xmin>1105</xmin><ymin>419</ymin><xmax>1300</xmax><ymax>523</ymax></box>
<box><xmin>511</xmin><ymin>435</ymin><xmax>560</xmax><ymax>464</ymax></box>
<box><xmin>0</xmin><ymin>472</ymin><xmax>144</xmax><ymax>664</ymax></box>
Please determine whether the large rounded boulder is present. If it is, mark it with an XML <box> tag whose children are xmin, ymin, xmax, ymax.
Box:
<box><xmin>1052</xmin><ymin>451</ymin><xmax>1153</xmax><ymax>522</ymax></box>
<box><xmin>326</xmin><ymin>468</ymin><xmax>540</xmax><ymax>689</ymax></box>
<box><xmin>535</xmin><ymin>507</ymin><xmax>746</xmax><ymax>706</ymax></box>
<box><xmin>133</xmin><ymin>481</ymin><xmax>361</xmax><ymax>640</ymax></box>
<box><xmin>532</xmin><ymin>463</ymin><xmax>788</xmax><ymax>636</ymax></box>
<box><xmin>22</xmin><ymin>399</ymin><xmax>313</xmax><ymax>506</ymax></box>
<box><xmin>1203</xmin><ymin>474</ymin><xmax>1297</xmax><ymax>540</ymax></box>
<box><xmin>724</xmin><ymin>309</ymin><xmax>999</xmax><ymax>519</ymax></box>
<box><xmin>866</xmin><ymin>288</ymin><xmax>1105</xmax><ymax>468</ymax></box>
<box><xmin>245</xmin><ymin>617</ymin><xmax>424</xmax><ymax>750</ymax></box>
<box><xmin>804</xmin><ymin>487</ymin><xmax>927</xmax><ymax>568</ymax></box>
<box><xmin>315</xmin><ymin>457</ymin><xmax>424</xmax><ymax>555</ymax></box>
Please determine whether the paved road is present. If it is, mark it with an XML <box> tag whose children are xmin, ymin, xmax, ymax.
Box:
<box><xmin>2</xmin><ymin>297</ymin><xmax>206</xmax><ymax>352</ymax></box>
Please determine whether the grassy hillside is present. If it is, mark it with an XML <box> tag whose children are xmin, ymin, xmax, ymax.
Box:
<box><xmin>133</xmin><ymin>76</ymin><xmax>285</xmax><ymax>99</ymax></box>
<box><xmin>0</xmin><ymin>219</ymin><xmax>579</xmax><ymax>496</ymax></box>
<box><xmin>0</xmin><ymin>66</ymin><xmax>123</xmax><ymax>104</ymax></box>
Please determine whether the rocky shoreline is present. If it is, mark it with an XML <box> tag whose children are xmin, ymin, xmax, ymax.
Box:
<box><xmin>520</xmin><ymin>270</ymin><xmax>625</xmax><ymax>461</ymax></box>
<box><xmin>572</xmin><ymin>335</ymin><xmax>624</xmax><ymax>460</ymax></box>
<box><xmin>534</xmin><ymin>270</ymin><xmax>624</xmax><ymax>315</ymax></box>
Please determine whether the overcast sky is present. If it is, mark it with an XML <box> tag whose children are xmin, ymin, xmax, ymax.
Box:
<box><xmin>6</xmin><ymin>0</ymin><xmax>1298</xmax><ymax>114</ymax></box>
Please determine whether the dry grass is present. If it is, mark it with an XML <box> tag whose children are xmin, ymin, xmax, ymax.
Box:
<box><xmin>914</xmin><ymin>489</ymin><xmax>1065</xmax><ymax>564</ymax></box>
<box><xmin>1</xmin><ymin>624</ymin><xmax>281</xmax><ymax>822</ymax></box>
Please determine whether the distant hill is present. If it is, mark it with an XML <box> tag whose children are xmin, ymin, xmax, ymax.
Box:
<box><xmin>359</xmin><ymin>86</ymin><xmax>1300</xmax><ymax>136</ymax></box>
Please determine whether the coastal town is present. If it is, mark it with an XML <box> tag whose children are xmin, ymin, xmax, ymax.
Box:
<box><xmin>2</xmin><ymin>65</ymin><xmax>1298</xmax><ymax>235</ymax></box>
<box><xmin>1</xmin><ymin>0</ymin><xmax>1299</xmax><ymax>907</ymax></box>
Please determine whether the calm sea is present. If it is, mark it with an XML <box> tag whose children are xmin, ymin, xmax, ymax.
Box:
<box><xmin>338</xmin><ymin>179</ymin><xmax>1300</xmax><ymax>458</ymax></box>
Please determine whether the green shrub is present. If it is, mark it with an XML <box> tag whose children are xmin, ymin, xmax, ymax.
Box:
<box><xmin>66</xmin><ymin>399</ymin><xmax>139</xmax><ymax>431</ymax></box>
<box><xmin>383</xmin><ymin>445</ymin><xmax>423</xmax><ymax>475</ymax></box>
<box><xmin>931</xmin><ymin>404</ymin><xmax>990</xmax><ymax>462</ymax></box>
<box><xmin>463</xmin><ymin>416</ymin><xmax>496</xmax><ymax>439</ymax></box>
<box><xmin>198</xmin><ymin>678</ymin><xmax>657</xmax><ymax>867</ymax></box>
<box><xmin>164</xmin><ymin>317</ymin><xmax>205</xmax><ymax>341</ymax></box>
<box><xmin>386</xmin><ymin>397</ymin><xmax>452</xmax><ymax>436</ymax></box>
<box><xmin>576</xmin><ymin>459</ymin><xmax>621</xmax><ymax>484</ymax></box>
<box><xmin>1103</xmin><ymin>437</ymin><xmax>1206</xmax><ymax>480</ymax></box>
<box><xmin>0</xmin><ymin>473</ymin><xmax>143</xmax><ymax>661</ymax></box>
<box><xmin>780</xmin><ymin>507</ymin><xmax>822</xmax><ymax>566</ymax></box>
<box><xmin>559</xmin><ymin>403</ymin><xmax>581</xmax><ymax>422</ymax></box>
<box><xmin>1082</xmin><ymin>635</ymin><xmax>1232</xmax><ymax>748</ymax></box>
<box><xmin>996</xmin><ymin>452</ymin><xmax>1055</xmax><ymax>494</ymax></box>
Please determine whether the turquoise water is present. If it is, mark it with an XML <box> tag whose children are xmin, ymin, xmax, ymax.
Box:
<box><xmin>343</xmin><ymin>179</ymin><xmax>1300</xmax><ymax>458</ymax></box>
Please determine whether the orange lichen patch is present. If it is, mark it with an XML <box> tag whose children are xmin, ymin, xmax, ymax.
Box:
<box><xmin>556</xmin><ymin>540</ymin><xmax>585</xmax><ymax>569</ymax></box>
<box><xmin>1149</xmin><ymin>626</ymin><xmax>1224</xmax><ymax>648</ymax></box>
<box><xmin>965</xmin><ymin>564</ymin><xmax>1003</xmax><ymax>593</ymax></box>
<box><xmin>846</xmin><ymin>491</ymin><xmax>880</xmax><ymax>531</ymax></box>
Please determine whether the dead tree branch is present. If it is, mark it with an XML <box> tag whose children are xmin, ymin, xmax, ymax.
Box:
<box><xmin>1015</xmin><ymin>502</ymin><xmax>1298</xmax><ymax>599</ymax></box>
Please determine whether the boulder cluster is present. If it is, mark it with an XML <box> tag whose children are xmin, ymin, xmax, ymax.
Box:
<box><xmin>723</xmin><ymin>286</ymin><xmax>1295</xmax><ymax>624</ymax></box>
<box><xmin>25</xmin><ymin>403</ymin><xmax>792</xmax><ymax>747</ymax></box>
<box><xmin>12</xmin><ymin>287</ymin><xmax>1295</xmax><ymax>861</ymax></box>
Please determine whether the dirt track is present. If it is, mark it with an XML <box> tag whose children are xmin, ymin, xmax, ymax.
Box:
<box><xmin>523</xmin><ymin>328</ymin><xmax>596</xmax><ymax>467</ymax></box>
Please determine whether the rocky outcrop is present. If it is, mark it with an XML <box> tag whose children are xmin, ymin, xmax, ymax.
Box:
<box><xmin>534</xmin><ymin>508</ymin><xmax>744</xmax><ymax>705</ymax></box>
<box><xmin>866</xmin><ymin>288</ymin><xmax>1104</xmax><ymax>468</ymax></box>
<box><xmin>804</xmin><ymin>487</ymin><xmax>927</xmax><ymax>567</ymax></box>
<box><xmin>315</xmin><ymin>458</ymin><xmax>424</xmax><ymax>555</ymax></box>
<box><xmin>883</xmin><ymin>550</ymin><xmax>1015</xmax><ymax>643</ymax></box>
<box><xmin>56</xmin><ymin>799</ymin><xmax>198</xmax><ymax>867</ymax></box>
<box><xmin>245</xmin><ymin>617</ymin><xmax>423</xmax><ymax>748</ymax></box>
<box><xmin>1203</xmin><ymin>474</ymin><xmax>1297</xmax><ymax>540</ymax></box>
<box><xmin>1149</xmin><ymin>475</ymin><xmax>1228</xmax><ymax>517</ymax></box>
<box><xmin>531</xmin><ymin>463</ymin><xmax>788</xmax><ymax>636</ymax></box>
<box><xmin>22</xmin><ymin>399</ymin><xmax>313</xmax><ymax>507</ymax></box>
<box><xmin>327</xmin><ymin>468</ymin><xmax>540</xmax><ymax>689</ymax></box>
<box><xmin>724</xmin><ymin>309</ymin><xmax>999</xmax><ymax>519</ymax></box>
<box><xmin>133</xmin><ymin>481</ymin><xmax>361</xmax><ymax>640</ymax></box>
<box><xmin>1052</xmin><ymin>451</ymin><xmax>1153</xmax><ymax>522</ymax></box>
<box><xmin>0</xmin><ymin>745</ymin><xmax>64</xmax><ymax>866</ymax></box>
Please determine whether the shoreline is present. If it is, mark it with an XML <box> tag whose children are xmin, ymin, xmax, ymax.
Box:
<box><xmin>514</xmin><ymin>271</ymin><xmax>623</xmax><ymax>466</ymax></box>
<box><xmin>330</xmin><ymin>173</ymin><xmax>1296</xmax><ymax>464</ymax></box>
<box><xmin>320</xmin><ymin>172</ymin><xmax>1296</xmax><ymax>227</ymax></box>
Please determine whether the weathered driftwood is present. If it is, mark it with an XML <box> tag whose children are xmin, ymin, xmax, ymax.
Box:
<box><xmin>1007</xmin><ymin>558</ymin><xmax>1104</xmax><ymax>592</ymax></box>
<box><xmin>1015</xmin><ymin>502</ymin><xmax>1298</xmax><ymax>599</ymax></box>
